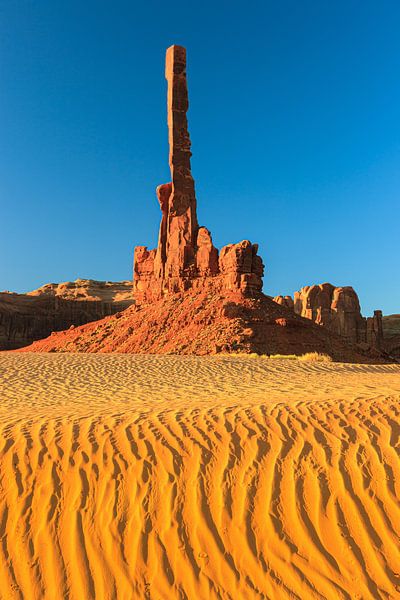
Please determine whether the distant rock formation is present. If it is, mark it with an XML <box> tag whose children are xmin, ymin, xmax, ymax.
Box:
<box><xmin>28</xmin><ymin>279</ymin><xmax>133</xmax><ymax>303</ymax></box>
<box><xmin>0</xmin><ymin>279</ymin><xmax>133</xmax><ymax>350</ymax></box>
<box><xmin>133</xmin><ymin>45</ymin><xmax>264</xmax><ymax>304</ymax></box>
<box><xmin>366</xmin><ymin>310</ymin><xmax>384</xmax><ymax>350</ymax></box>
<box><xmin>381</xmin><ymin>314</ymin><xmax>400</xmax><ymax>358</ymax></box>
<box><xmin>382</xmin><ymin>314</ymin><xmax>400</xmax><ymax>339</ymax></box>
<box><xmin>293</xmin><ymin>283</ymin><xmax>368</xmax><ymax>344</ymax></box>
<box><xmin>275</xmin><ymin>284</ymin><xmax>388</xmax><ymax>353</ymax></box>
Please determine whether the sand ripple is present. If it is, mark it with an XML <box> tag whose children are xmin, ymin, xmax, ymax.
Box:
<box><xmin>0</xmin><ymin>354</ymin><xmax>399</xmax><ymax>599</ymax></box>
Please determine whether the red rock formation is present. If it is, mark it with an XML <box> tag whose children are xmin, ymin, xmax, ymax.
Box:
<box><xmin>366</xmin><ymin>310</ymin><xmax>384</xmax><ymax>350</ymax></box>
<box><xmin>293</xmin><ymin>283</ymin><xmax>367</xmax><ymax>344</ymax></box>
<box><xmin>133</xmin><ymin>246</ymin><xmax>157</xmax><ymax>303</ymax></box>
<box><xmin>133</xmin><ymin>45</ymin><xmax>264</xmax><ymax>303</ymax></box>
<box><xmin>196</xmin><ymin>227</ymin><xmax>219</xmax><ymax>276</ymax></box>
<box><xmin>382</xmin><ymin>314</ymin><xmax>400</xmax><ymax>359</ymax></box>
<box><xmin>273</xmin><ymin>295</ymin><xmax>294</xmax><ymax>309</ymax></box>
<box><xmin>382</xmin><ymin>314</ymin><xmax>400</xmax><ymax>337</ymax></box>
<box><xmin>15</xmin><ymin>46</ymin><xmax>390</xmax><ymax>364</ymax></box>
<box><xmin>290</xmin><ymin>283</ymin><xmax>388</xmax><ymax>353</ymax></box>
<box><xmin>154</xmin><ymin>183</ymin><xmax>172</xmax><ymax>281</ymax></box>
<box><xmin>219</xmin><ymin>241</ymin><xmax>263</xmax><ymax>295</ymax></box>
<box><xmin>164</xmin><ymin>45</ymin><xmax>198</xmax><ymax>286</ymax></box>
<box><xmin>27</xmin><ymin>279</ymin><xmax>133</xmax><ymax>302</ymax></box>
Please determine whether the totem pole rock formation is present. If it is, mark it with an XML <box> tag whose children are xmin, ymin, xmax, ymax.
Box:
<box><xmin>133</xmin><ymin>45</ymin><xmax>264</xmax><ymax>303</ymax></box>
<box><xmin>163</xmin><ymin>46</ymin><xmax>198</xmax><ymax>285</ymax></box>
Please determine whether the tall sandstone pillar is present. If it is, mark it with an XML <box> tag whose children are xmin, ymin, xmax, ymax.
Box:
<box><xmin>163</xmin><ymin>45</ymin><xmax>198</xmax><ymax>290</ymax></box>
<box><xmin>133</xmin><ymin>45</ymin><xmax>264</xmax><ymax>303</ymax></box>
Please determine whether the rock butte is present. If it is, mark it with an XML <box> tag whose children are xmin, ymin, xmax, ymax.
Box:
<box><xmin>274</xmin><ymin>283</ymin><xmax>384</xmax><ymax>350</ymax></box>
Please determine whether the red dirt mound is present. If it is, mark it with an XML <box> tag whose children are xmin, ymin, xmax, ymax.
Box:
<box><xmin>20</xmin><ymin>288</ymin><xmax>384</xmax><ymax>362</ymax></box>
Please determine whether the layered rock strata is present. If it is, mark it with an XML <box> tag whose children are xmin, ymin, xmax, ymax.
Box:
<box><xmin>133</xmin><ymin>45</ymin><xmax>264</xmax><ymax>303</ymax></box>
<box><xmin>28</xmin><ymin>279</ymin><xmax>133</xmax><ymax>302</ymax></box>
<box><xmin>0</xmin><ymin>280</ymin><xmax>133</xmax><ymax>350</ymax></box>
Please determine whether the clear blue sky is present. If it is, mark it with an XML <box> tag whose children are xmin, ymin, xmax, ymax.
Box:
<box><xmin>1</xmin><ymin>1</ymin><xmax>399</xmax><ymax>315</ymax></box>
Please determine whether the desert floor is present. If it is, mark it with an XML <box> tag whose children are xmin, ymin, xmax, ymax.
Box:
<box><xmin>0</xmin><ymin>353</ymin><xmax>399</xmax><ymax>600</ymax></box>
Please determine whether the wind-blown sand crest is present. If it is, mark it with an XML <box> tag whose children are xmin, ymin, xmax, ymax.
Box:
<box><xmin>0</xmin><ymin>353</ymin><xmax>399</xmax><ymax>599</ymax></box>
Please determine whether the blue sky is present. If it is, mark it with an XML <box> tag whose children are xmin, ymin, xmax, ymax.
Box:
<box><xmin>1</xmin><ymin>1</ymin><xmax>399</xmax><ymax>315</ymax></box>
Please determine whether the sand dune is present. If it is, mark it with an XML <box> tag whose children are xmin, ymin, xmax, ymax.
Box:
<box><xmin>0</xmin><ymin>354</ymin><xmax>399</xmax><ymax>599</ymax></box>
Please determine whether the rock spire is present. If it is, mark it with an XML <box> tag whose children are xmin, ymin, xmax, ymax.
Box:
<box><xmin>133</xmin><ymin>46</ymin><xmax>264</xmax><ymax>303</ymax></box>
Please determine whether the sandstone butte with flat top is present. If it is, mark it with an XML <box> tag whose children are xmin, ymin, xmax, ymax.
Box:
<box><xmin>0</xmin><ymin>279</ymin><xmax>133</xmax><ymax>350</ymax></box>
<box><xmin>21</xmin><ymin>46</ymin><xmax>390</xmax><ymax>362</ymax></box>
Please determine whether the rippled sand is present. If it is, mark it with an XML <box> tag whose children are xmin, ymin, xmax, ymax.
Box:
<box><xmin>0</xmin><ymin>353</ymin><xmax>399</xmax><ymax>599</ymax></box>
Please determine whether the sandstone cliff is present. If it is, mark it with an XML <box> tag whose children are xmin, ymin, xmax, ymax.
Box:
<box><xmin>275</xmin><ymin>284</ymin><xmax>393</xmax><ymax>356</ymax></box>
<box><xmin>382</xmin><ymin>314</ymin><xmax>400</xmax><ymax>358</ymax></box>
<box><xmin>0</xmin><ymin>280</ymin><xmax>133</xmax><ymax>350</ymax></box>
<box><xmin>382</xmin><ymin>314</ymin><xmax>400</xmax><ymax>337</ymax></box>
<box><xmin>293</xmin><ymin>283</ymin><xmax>368</xmax><ymax>344</ymax></box>
<box><xmin>28</xmin><ymin>279</ymin><xmax>133</xmax><ymax>302</ymax></box>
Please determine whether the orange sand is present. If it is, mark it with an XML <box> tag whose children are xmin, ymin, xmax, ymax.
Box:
<box><xmin>0</xmin><ymin>353</ymin><xmax>399</xmax><ymax>599</ymax></box>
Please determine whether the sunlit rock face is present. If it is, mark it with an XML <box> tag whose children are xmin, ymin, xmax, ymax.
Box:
<box><xmin>133</xmin><ymin>45</ymin><xmax>264</xmax><ymax>304</ymax></box>
<box><xmin>277</xmin><ymin>283</ymin><xmax>385</xmax><ymax>351</ymax></box>
<box><xmin>0</xmin><ymin>279</ymin><xmax>134</xmax><ymax>349</ymax></box>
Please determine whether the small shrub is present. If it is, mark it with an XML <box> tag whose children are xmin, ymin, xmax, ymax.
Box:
<box><xmin>267</xmin><ymin>354</ymin><xmax>298</xmax><ymax>360</ymax></box>
<box><xmin>215</xmin><ymin>351</ymin><xmax>333</xmax><ymax>362</ymax></box>
<box><xmin>298</xmin><ymin>352</ymin><xmax>333</xmax><ymax>363</ymax></box>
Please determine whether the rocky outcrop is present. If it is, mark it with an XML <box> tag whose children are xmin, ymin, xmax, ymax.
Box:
<box><xmin>0</xmin><ymin>280</ymin><xmax>133</xmax><ymax>350</ymax></box>
<box><xmin>277</xmin><ymin>284</ymin><xmax>388</xmax><ymax>353</ymax></box>
<box><xmin>219</xmin><ymin>241</ymin><xmax>264</xmax><ymax>295</ymax></box>
<box><xmin>133</xmin><ymin>45</ymin><xmax>264</xmax><ymax>303</ymax></box>
<box><xmin>133</xmin><ymin>247</ymin><xmax>158</xmax><ymax>304</ymax></box>
<box><xmin>381</xmin><ymin>315</ymin><xmax>400</xmax><ymax>358</ymax></box>
<box><xmin>273</xmin><ymin>295</ymin><xmax>294</xmax><ymax>309</ymax></box>
<box><xmin>196</xmin><ymin>227</ymin><xmax>219</xmax><ymax>277</ymax></box>
<box><xmin>382</xmin><ymin>314</ymin><xmax>400</xmax><ymax>339</ymax></box>
<box><xmin>292</xmin><ymin>284</ymin><xmax>367</xmax><ymax>344</ymax></box>
<box><xmin>28</xmin><ymin>279</ymin><xmax>133</xmax><ymax>302</ymax></box>
<box><xmin>163</xmin><ymin>46</ymin><xmax>198</xmax><ymax>287</ymax></box>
